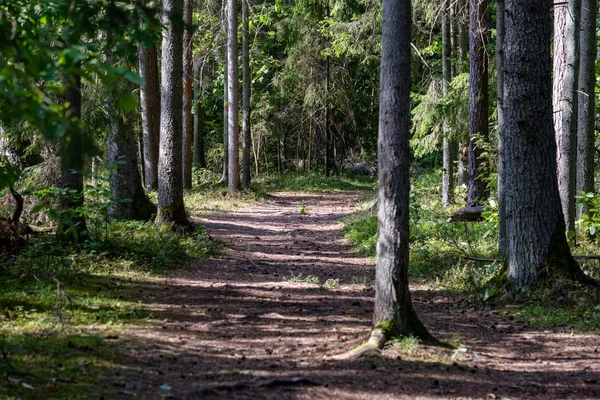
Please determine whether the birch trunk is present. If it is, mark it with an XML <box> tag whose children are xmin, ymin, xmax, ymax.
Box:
<box><xmin>227</xmin><ymin>0</ymin><xmax>239</xmax><ymax>195</ymax></box>
<box><xmin>553</xmin><ymin>0</ymin><xmax>580</xmax><ymax>232</ymax></box>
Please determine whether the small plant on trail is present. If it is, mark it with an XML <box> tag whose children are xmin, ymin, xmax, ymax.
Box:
<box><xmin>283</xmin><ymin>272</ymin><xmax>321</xmax><ymax>285</ymax></box>
<box><xmin>351</xmin><ymin>275</ymin><xmax>375</xmax><ymax>290</ymax></box>
<box><xmin>323</xmin><ymin>278</ymin><xmax>340</xmax><ymax>289</ymax></box>
<box><xmin>392</xmin><ymin>336</ymin><xmax>420</xmax><ymax>355</ymax></box>
<box><xmin>300</xmin><ymin>203</ymin><xmax>310</xmax><ymax>215</ymax></box>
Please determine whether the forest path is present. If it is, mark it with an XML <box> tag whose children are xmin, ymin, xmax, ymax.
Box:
<box><xmin>115</xmin><ymin>191</ymin><xmax>600</xmax><ymax>399</ymax></box>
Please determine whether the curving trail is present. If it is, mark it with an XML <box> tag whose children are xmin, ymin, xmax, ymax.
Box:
<box><xmin>111</xmin><ymin>191</ymin><xmax>600</xmax><ymax>399</ymax></box>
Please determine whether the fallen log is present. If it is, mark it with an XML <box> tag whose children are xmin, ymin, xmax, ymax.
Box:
<box><xmin>447</xmin><ymin>206</ymin><xmax>485</xmax><ymax>222</ymax></box>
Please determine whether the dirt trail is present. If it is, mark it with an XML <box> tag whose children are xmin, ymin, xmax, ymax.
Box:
<box><xmin>113</xmin><ymin>192</ymin><xmax>600</xmax><ymax>399</ymax></box>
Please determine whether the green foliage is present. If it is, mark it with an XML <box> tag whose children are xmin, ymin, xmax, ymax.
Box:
<box><xmin>576</xmin><ymin>192</ymin><xmax>600</xmax><ymax>237</ymax></box>
<box><xmin>282</xmin><ymin>272</ymin><xmax>321</xmax><ymax>285</ymax></box>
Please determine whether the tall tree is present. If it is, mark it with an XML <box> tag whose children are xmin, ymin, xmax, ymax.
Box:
<box><xmin>467</xmin><ymin>0</ymin><xmax>489</xmax><ymax>206</ymax></box>
<box><xmin>59</xmin><ymin>59</ymin><xmax>88</xmax><ymax>241</ymax></box>
<box><xmin>553</xmin><ymin>0</ymin><xmax>580</xmax><ymax>232</ymax></box>
<box><xmin>371</xmin><ymin>0</ymin><xmax>433</xmax><ymax>345</ymax></box>
<box><xmin>220</xmin><ymin>4</ymin><xmax>229</xmax><ymax>185</ymax></box>
<box><xmin>182</xmin><ymin>0</ymin><xmax>194</xmax><ymax>189</ymax></box>
<box><xmin>457</xmin><ymin>0</ymin><xmax>469</xmax><ymax>187</ymax></box>
<box><xmin>157</xmin><ymin>0</ymin><xmax>190</xmax><ymax>227</ymax></box>
<box><xmin>227</xmin><ymin>0</ymin><xmax>239</xmax><ymax>195</ymax></box>
<box><xmin>107</xmin><ymin>60</ymin><xmax>156</xmax><ymax>221</ymax></box>
<box><xmin>576</xmin><ymin>0</ymin><xmax>596</xmax><ymax>221</ymax></box>
<box><xmin>139</xmin><ymin>42</ymin><xmax>161</xmax><ymax>191</ymax></box>
<box><xmin>441</xmin><ymin>0</ymin><xmax>455</xmax><ymax>207</ymax></box>
<box><xmin>496</xmin><ymin>0</ymin><xmax>506</xmax><ymax>256</ymax></box>
<box><xmin>241</xmin><ymin>0</ymin><xmax>251</xmax><ymax>188</ymax></box>
<box><xmin>503</xmin><ymin>0</ymin><xmax>594</xmax><ymax>289</ymax></box>
<box><xmin>193</xmin><ymin>57</ymin><xmax>207</xmax><ymax>168</ymax></box>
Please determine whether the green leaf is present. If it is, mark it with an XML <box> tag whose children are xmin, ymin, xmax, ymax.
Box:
<box><xmin>117</xmin><ymin>92</ymin><xmax>137</xmax><ymax>112</ymax></box>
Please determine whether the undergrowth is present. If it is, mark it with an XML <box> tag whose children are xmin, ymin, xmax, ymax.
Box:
<box><xmin>0</xmin><ymin>193</ymin><xmax>220</xmax><ymax>398</ymax></box>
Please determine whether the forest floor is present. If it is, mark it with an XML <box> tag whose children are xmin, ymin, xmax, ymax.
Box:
<box><xmin>95</xmin><ymin>190</ymin><xmax>600</xmax><ymax>400</ymax></box>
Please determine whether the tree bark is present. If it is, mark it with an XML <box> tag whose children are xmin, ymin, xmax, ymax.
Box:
<box><xmin>497</xmin><ymin>0</ymin><xmax>506</xmax><ymax>256</ymax></box>
<box><xmin>227</xmin><ymin>0</ymin><xmax>239</xmax><ymax>195</ymax></box>
<box><xmin>467</xmin><ymin>0</ymin><xmax>490</xmax><ymax>207</ymax></box>
<box><xmin>503</xmin><ymin>0</ymin><xmax>594</xmax><ymax>289</ymax></box>
<box><xmin>441</xmin><ymin>0</ymin><xmax>455</xmax><ymax>208</ymax></box>
<box><xmin>59</xmin><ymin>60</ymin><xmax>87</xmax><ymax>241</ymax></box>
<box><xmin>182</xmin><ymin>0</ymin><xmax>193</xmax><ymax>189</ymax></box>
<box><xmin>576</xmin><ymin>0</ymin><xmax>596</xmax><ymax>221</ymax></box>
<box><xmin>373</xmin><ymin>0</ymin><xmax>434</xmax><ymax>342</ymax></box>
<box><xmin>193</xmin><ymin>59</ymin><xmax>207</xmax><ymax>168</ymax></box>
<box><xmin>220</xmin><ymin>15</ymin><xmax>229</xmax><ymax>185</ymax></box>
<box><xmin>138</xmin><ymin>42</ymin><xmax>160</xmax><ymax>191</ymax></box>
<box><xmin>107</xmin><ymin>63</ymin><xmax>156</xmax><ymax>221</ymax></box>
<box><xmin>553</xmin><ymin>0</ymin><xmax>580</xmax><ymax>232</ymax></box>
<box><xmin>241</xmin><ymin>0</ymin><xmax>251</xmax><ymax>188</ymax></box>
<box><xmin>457</xmin><ymin>0</ymin><xmax>469</xmax><ymax>188</ymax></box>
<box><xmin>157</xmin><ymin>0</ymin><xmax>190</xmax><ymax>228</ymax></box>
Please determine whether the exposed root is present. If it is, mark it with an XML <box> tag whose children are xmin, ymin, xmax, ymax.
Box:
<box><xmin>333</xmin><ymin>328</ymin><xmax>386</xmax><ymax>360</ymax></box>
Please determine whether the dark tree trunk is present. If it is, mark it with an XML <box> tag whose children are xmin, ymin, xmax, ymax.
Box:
<box><xmin>227</xmin><ymin>0</ymin><xmax>239</xmax><ymax>195</ymax></box>
<box><xmin>467</xmin><ymin>0</ymin><xmax>490</xmax><ymax>207</ymax></box>
<box><xmin>59</xmin><ymin>61</ymin><xmax>87</xmax><ymax>241</ymax></box>
<box><xmin>553</xmin><ymin>0</ymin><xmax>580</xmax><ymax>232</ymax></box>
<box><xmin>576</xmin><ymin>0</ymin><xmax>596</xmax><ymax>221</ymax></box>
<box><xmin>497</xmin><ymin>0</ymin><xmax>506</xmax><ymax>256</ymax></box>
<box><xmin>241</xmin><ymin>0</ymin><xmax>251</xmax><ymax>188</ymax></box>
<box><xmin>373</xmin><ymin>0</ymin><xmax>434</xmax><ymax>342</ymax></box>
<box><xmin>157</xmin><ymin>0</ymin><xmax>190</xmax><ymax>228</ymax></box>
<box><xmin>107</xmin><ymin>65</ymin><xmax>156</xmax><ymax>221</ymax></box>
<box><xmin>182</xmin><ymin>0</ymin><xmax>193</xmax><ymax>189</ymax></box>
<box><xmin>138</xmin><ymin>42</ymin><xmax>160</xmax><ymax>191</ymax></box>
<box><xmin>193</xmin><ymin>60</ymin><xmax>207</xmax><ymax>168</ymax></box>
<box><xmin>503</xmin><ymin>0</ymin><xmax>594</xmax><ymax>289</ymax></box>
<box><xmin>441</xmin><ymin>0</ymin><xmax>455</xmax><ymax>208</ymax></box>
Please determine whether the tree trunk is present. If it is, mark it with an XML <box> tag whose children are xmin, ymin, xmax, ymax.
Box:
<box><xmin>503</xmin><ymin>0</ymin><xmax>594</xmax><ymax>289</ymax></box>
<box><xmin>227</xmin><ymin>0</ymin><xmax>239</xmax><ymax>195</ymax></box>
<box><xmin>497</xmin><ymin>0</ymin><xmax>506</xmax><ymax>256</ymax></box>
<box><xmin>441</xmin><ymin>0</ymin><xmax>455</xmax><ymax>208</ymax></box>
<box><xmin>220</xmin><ymin>21</ymin><xmax>229</xmax><ymax>185</ymax></box>
<box><xmin>59</xmin><ymin>60</ymin><xmax>87</xmax><ymax>241</ymax></box>
<box><xmin>553</xmin><ymin>0</ymin><xmax>580</xmax><ymax>232</ymax></box>
<box><xmin>182</xmin><ymin>0</ymin><xmax>193</xmax><ymax>189</ymax></box>
<box><xmin>467</xmin><ymin>0</ymin><xmax>490</xmax><ymax>207</ymax></box>
<box><xmin>457</xmin><ymin>0</ymin><xmax>469</xmax><ymax>188</ymax></box>
<box><xmin>373</xmin><ymin>0</ymin><xmax>434</xmax><ymax>342</ymax></box>
<box><xmin>193</xmin><ymin>60</ymin><xmax>207</xmax><ymax>168</ymax></box>
<box><xmin>157</xmin><ymin>0</ymin><xmax>190</xmax><ymax>228</ymax></box>
<box><xmin>107</xmin><ymin>63</ymin><xmax>156</xmax><ymax>221</ymax></box>
<box><xmin>576</xmin><ymin>0</ymin><xmax>596</xmax><ymax>221</ymax></box>
<box><xmin>138</xmin><ymin>42</ymin><xmax>160</xmax><ymax>191</ymax></box>
<box><xmin>241</xmin><ymin>0</ymin><xmax>252</xmax><ymax>188</ymax></box>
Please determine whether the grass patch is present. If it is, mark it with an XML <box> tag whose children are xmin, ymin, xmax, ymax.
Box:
<box><xmin>253</xmin><ymin>171</ymin><xmax>376</xmax><ymax>193</ymax></box>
